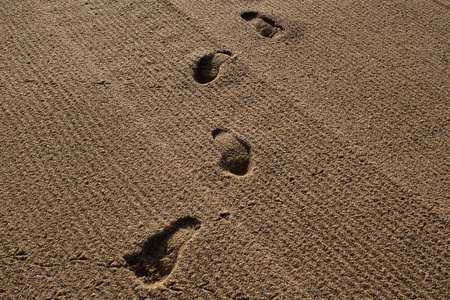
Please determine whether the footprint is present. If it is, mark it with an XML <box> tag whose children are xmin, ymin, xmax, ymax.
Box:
<box><xmin>212</xmin><ymin>129</ymin><xmax>251</xmax><ymax>176</ymax></box>
<box><xmin>123</xmin><ymin>217</ymin><xmax>201</xmax><ymax>287</ymax></box>
<box><xmin>193</xmin><ymin>51</ymin><xmax>232</xmax><ymax>84</ymax></box>
<box><xmin>241</xmin><ymin>11</ymin><xmax>284</xmax><ymax>38</ymax></box>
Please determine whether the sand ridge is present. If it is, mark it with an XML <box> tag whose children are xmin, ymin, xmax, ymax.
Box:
<box><xmin>0</xmin><ymin>0</ymin><xmax>449</xmax><ymax>298</ymax></box>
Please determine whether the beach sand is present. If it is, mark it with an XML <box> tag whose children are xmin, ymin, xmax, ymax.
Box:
<box><xmin>0</xmin><ymin>0</ymin><xmax>449</xmax><ymax>298</ymax></box>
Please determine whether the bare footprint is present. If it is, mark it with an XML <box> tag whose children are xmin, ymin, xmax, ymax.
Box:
<box><xmin>193</xmin><ymin>51</ymin><xmax>232</xmax><ymax>84</ymax></box>
<box><xmin>212</xmin><ymin>129</ymin><xmax>251</xmax><ymax>176</ymax></box>
<box><xmin>241</xmin><ymin>11</ymin><xmax>284</xmax><ymax>38</ymax></box>
<box><xmin>123</xmin><ymin>217</ymin><xmax>201</xmax><ymax>287</ymax></box>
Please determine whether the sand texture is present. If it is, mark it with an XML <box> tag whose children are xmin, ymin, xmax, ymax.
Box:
<box><xmin>0</xmin><ymin>0</ymin><xmax>449</xmax><ymax>298</ymax></box>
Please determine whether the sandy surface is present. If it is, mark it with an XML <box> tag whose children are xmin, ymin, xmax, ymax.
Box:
<box><xmin>0</xmin><ymin>0</ymin><xmax>449</xmax><ymax>298</ymax></box>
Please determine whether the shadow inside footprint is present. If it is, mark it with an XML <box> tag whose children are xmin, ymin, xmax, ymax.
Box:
<box><xmin>212</xmin><ymin>129</ymin><xmax>251</xmax><ymax>176</ymax></box>
<box><xmin>193</xmin><ymin>51</ymin><xmax>232</xmax><ymax>84</ymax></box>
<box><xmin>241</xmin><ymin>11</ymin><xmax>284</xmax><ymax>38</ymax></box>
<box><xmin>123</xmin><ymin>217</ymin><xmax>201</xmax><ymax>286</ymax></box>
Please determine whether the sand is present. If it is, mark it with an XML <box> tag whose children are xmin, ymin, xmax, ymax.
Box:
<box><xmin>0</xmin><ymin>0</ymin><xmax>449</xmax><ymax>298</ymax></box>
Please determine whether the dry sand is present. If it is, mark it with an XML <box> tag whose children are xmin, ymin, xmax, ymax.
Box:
<box><xmin>0</xmin><ymin>0</ymin><xmax>449</xmax><ymax>298</ymax></box>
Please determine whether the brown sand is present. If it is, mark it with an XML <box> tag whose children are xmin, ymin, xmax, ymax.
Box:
<box><xmin>0</xmin><ymin>0</ymin><xmax>449</xmax><ymax>298</ymax></box>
